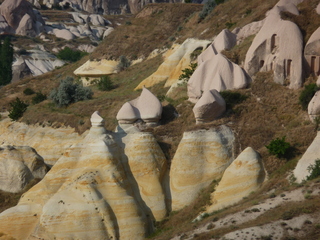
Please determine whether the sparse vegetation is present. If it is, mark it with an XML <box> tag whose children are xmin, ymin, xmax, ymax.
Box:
<box><xmin>8</xmin><ymin>98</ymin><xmax>28</xmax><ymax>121</ymax></box>
<box><xmin>57</xmin><ymin>47</ymin><xmax>88</xmax><ymax>62</ymax></box>
<box><xmin>220</xmin><ymin>91</ymin><xmax>248</xmax><ymax>109</ymax></box>
<box><xmin>32</xmin><ymin>92</ymin><xmax>47</xmax><ymax>104</ymax></box>
<box><xmin>179</xmin><ymin>63</ymin><xmax>197</xmax><ymax>82</ymax></box>
<box><xmin>49</xmin><ymin>77</ymin><xmax>93</xmax><ymax>107</ymax></box>
<box><xmin>98</xmin><ymin>76</ymin><xmax>114</xmax><ymax>91</ymax></box>
<box><xmin>117</xmin><ymin>55</ymin><xmax>131</xmax><ymax>72</ymax></box>
<box><xmin>23</xmin><ymin>88</ymin><xmax>35</xmax><ymax>95</ymax></box>
<box><xmin>299</xmin><ymin>83</ymin><xmax>319</xmax><ymax>110</ymax></box>
<box><xmin>306</xmin><ymin>159</ymin><xmax>320</xmax><ymax>181</ymax></box>
<box><xmin>198</xmin><ymin>0</ymin><xmax>216</xmax><ymax>21</ymax></box>
<box><xmin>265</xmin><ymin>136</ymin><xmax>291</xmax><ymax>159</ymax></box>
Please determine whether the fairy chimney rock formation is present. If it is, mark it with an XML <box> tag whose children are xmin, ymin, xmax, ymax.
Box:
<box><xmin>117</xmin><ymin>87</ymin><xmax>162</xmax><ymax>125</ymax></box>
<box><xmin>305</xmin><ymin>27</ymin><xmax>320</xmax><ymax>76</ymax></box>
<box><xmin>0</xmin><ymin>145</ymin><xmax>47</xmax><ymax>193</ymax></box>
<box><xmin>308</xmin><ymin>91</ymin><xmax>320</xmax><ymax>122</ymax></box>
<box><xmin>244</xmin><ymin>1</ymin><xmax>304</xmax><ymax>89</ymax></box>
<box><xmin>188</xmin><ymin>53</ymin><xmax>250</xmax><ymax>103</ymax></box>
<box><xmin>170</xmin><ymin>126</ymin><xmax>235</xmax><ymax>211</ymax></box>
<box><xmin>193</xmin><ymin>89</ymin><xmax>226</xmax><ymax>124</ymax></box>
<box><xmin>90</xmin><ymin>111</ymin><xmax>105</xmax><ymax>126</ymax></box>
<box><xmin>206</xmin><ymin>147</ymin><xmax>266</xmax><ymax>213</ymax></box>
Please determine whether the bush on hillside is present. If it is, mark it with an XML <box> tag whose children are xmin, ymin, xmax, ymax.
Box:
<box><xmin>32</xmin><ymin>92</ymin><xmax>47</xmax><ymax>104</ymax></box>
<box><xmin>299</xmin><ymin>83</ymin><xmax>319</xmax><ymax>110</ymax></box>
<box><xmin>8</xmin><ymin>98</ymin><xmax>28</xmax><ymax>121</ymax></box>
<box><xmin>265</xmin><ymin>136</ymin><xmax>291</xmax><ymax>159</ymax></box>
<box><xmin>98</xmin><ymin>76</ymin><xmax>114</xmax><ymax>91</ymax></box>
<box><xmin>220</xmin><ymin>91</ymin><xmax>248</xmax><ymax>109</ymax></box>
<box><xmin>179</xmin><ymin>63</ymin><xmax>197</xmax><ymax>82</ymax></box>
<box><xmin>198</xmin><ymin>0</ymin><xmax>216</xmax><ymax>21</ymax></box>
<box><xmin>57</xmin><ymin>47</ymin><xmax>88</xmax><ymax>62</ymax></box>
<box><xmin>49</xmin><ymin>77</ymin><xmax>93</xmax><ymax>107</ymax></box>
<box><xmin>306</xmin><ymin>159</ymin><xmax>320</xmax><ymax>181</ymax></box>
<box><xmin>23</xmin><ymin>88</ymin><xmax>35</xmax><ymax>95</ymax></box>
<box><xmin>117</xmin><ymin>55</ymin><xmax>131</xmax><ymax>71</ymax></box>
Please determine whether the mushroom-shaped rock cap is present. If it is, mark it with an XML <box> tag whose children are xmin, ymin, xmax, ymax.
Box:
<box><xmin>193</xmin><ymin>89</ymin><xmax>226</xmax><ymax>123</ymax></box>
<box><xmin>138</xmin><ymin>87</ymin><xmax>162</xmax><ymax>122</ymax></box>
<box><xmin>116</xmin><ymin>102</ymin><xmax>140</xmax><ymax>124</ymax></box>
<box><xmin>90</xmin><ymin>111</ymin><xmax>105</xmax><ymax>126</ymax></box>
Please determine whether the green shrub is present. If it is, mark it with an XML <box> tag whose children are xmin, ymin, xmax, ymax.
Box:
<box><xmin>57</xmin><ymin>47</ymin><xmax>88</xmax><ymax>62</ymax></box>
<box><xmin>23</xmin><ymin>88</ymin><xmax>35</xmax><ymax>95</ymax></box>
<box><xmin>49</xmin><ymin>77</ymin><xmax>93</xmax><ymax>107</ymax></box>
<box><xmin>220</xmin><ymin>91</ymin><xmax>248</xmax><ymax>109</ymax></box>
<box><xmin>265</xmin><ymin>136</ymin><xmax>291</xmax><ymax>158</ymax></box>
<box><xmin>198</xmin><ymin>0</ymin><xmax>216</xmax><ymax>21</ymax></box>
<box><xmin>117</xmin><ymin>56</ymin><xmax>131</xmax><ymax>71</ymax></box>
<box><xmin>98</xmin><ymin>76</ymin><xmax>114</xmax><ymax>91</ymax></box>
<box><xmin>306</xmin><ymin>159</ymin><xmax>320</xmax><ymax>181</ymax></box>
<box><xmin>179</xmin><ymin>63</ymin><xmax>197</xmax><ymax>82</ymax></box>
<box><xmin>8</xmin><ymin>98</ymin><xmax>28</xmax><ymax>121</ymax></box>
<box><xmin>32</xmin><ymin>92</ymin><xmax>47</xmax><ymax>104</ymax></box>
<box><xmin>299</xmin><ymin>83</ymin><xmax>319</xmax><ymax>110</ymax></box>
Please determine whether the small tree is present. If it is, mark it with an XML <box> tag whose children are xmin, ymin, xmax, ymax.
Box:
<box><xmin>179</xmin><ymin>63</ymin><xmax>197</xmax><ymax>82</ymax></box>
<box><xmin>198</xmin><ymin>0</ymin><xmax>216</xmax><ymax>21</ymax></box>
<box><xmin>265</xmin><ymin>136</ymin><xmax>291</xmax><ymax>159</ymax></box>
<box><xmin>117</xmin><ymin>56</ymin><xmax>131</xmax><ymax>71</ymax></box>
<box><xmin>98</xmin><ymin>76</ymin><xmax>114</xmax><ymax>91</ymax></box>
<box><xmin>32</xmin><ymin>92</ymin><xmax>47</xmax><ymax>104</ymax></box>
<box><xmin>299</xmin><ymin>83</ymin><xmax>319</xmax><ymax>110</ymax></box>
<box><xmin>49</xmin><ymin>77</ymin><xmax>93</xmax><ymax>107</ymax></box>
<box><xmin>8</xmin><ymin>98</ymin><xmax>28</xmax><ymax>121</ymax></box>
<box><xmin>306</xmin><ymin>159</ymin><xmax>320</xmax><ymax>181</ymax></box>
<box><xmin>57</xmin><ymin>47</ymin><xmax>88</xmax><ymax>62</ymax></box>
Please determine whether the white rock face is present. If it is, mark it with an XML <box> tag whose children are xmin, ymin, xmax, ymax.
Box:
<box><xmin>193</xmin><ymin>89</ymin><xmax>226</xmax><ymax>124</ymax></box>
<box><xmin>304</xmin><ymin>27</ymin><xmax>320</xmax><ymax>76</ymax></box>
<box><xmin>188</xmin><ymin>53</ymin><xmax>250</xmax><ymax>103</ymax></box>
<box><xmin>232</xmin><ymin>20</ymin><xmax>265</xmax><ymax>45</ymax></box>
<box><xmin>117</xmin><ymin>87</ymin><xmax>162</xmax><ymax>125</ymax></box>
<box><xmin>294</xmin><ymin>131</ymin><xmax>320</xmax><ymax>182</ymax></box>
<box><xmin>0</xmin><ymin>111</ymin><xmax>171</xmax><ymax>239</ymax></box>
<box><xmin>244</xmin><ymin>1</ymin><xmax>304</xmax><ymax>89</ymax></box>
<box><xmin>206</xmin><ymin>147</ymin><xmax>266</xmax><ymax>213</ymax></box>
<box><xmin>170</xmin><ymin>126</ymin><xmax>235</xmax><ymax>211</ymax></box>
<box><xmin>135</xmin><ymin>38</ymin><xmax>211</xmax><ymax>90</ymax></box>
<box><xmin>0</xmin><ymin>145</ymin><xmax>47</xmax><ymax>193</ymax></box>
<box><xmin>308</xmin><ymin>91</ymin><xmax>320</xmax><ymax>122</ymax></box>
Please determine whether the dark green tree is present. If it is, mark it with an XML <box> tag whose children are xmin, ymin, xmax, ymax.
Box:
<box><xmin>0</xmin><ymin>37</ymin><xmax>14</xmax><ymax>86</ymax></box>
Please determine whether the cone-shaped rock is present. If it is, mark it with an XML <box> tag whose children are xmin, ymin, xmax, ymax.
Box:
<box><xmin>206</xmin><ymin>147</ymin><xmax>266</xmax><ymax>213</ymax></box>
<box><xmin>170</xmin><ymin>126</ymin><xmax>235</xmax><ymax>211</ymax></box>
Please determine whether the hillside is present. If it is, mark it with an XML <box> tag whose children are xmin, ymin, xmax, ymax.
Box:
<box><xmin>1</xmin><ymin>0</ymin><xmax>320</xmax><ymax>239</ymax></box>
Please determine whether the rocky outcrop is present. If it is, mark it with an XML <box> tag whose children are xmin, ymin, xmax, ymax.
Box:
<box><xmin>232</xmin><ymin>20</ymin><xmax>265</xmax><ymax>45</ymax></box>
<box><xmin>206</xmin><ymin>147</ymin><xmax>266</xmax><ymax>213</ymax></box>
<box><xmin>0</xmin><ymin>0</ymin><xmax>45</xmax><ymax>37</ymax></box>
<box><xmin>308</xmin><ymin>91</ymin><xmax>320</xmax><ymax>122</ymax></box>
<box><xmin>293</xmin><ymin>131</ymin><xmax>320</xmax><ymax>183</ymax></box>
<box><xmin>244</xmin><ymin>1</ymin><xmax>304</xmax><ymax>89</ymax></box>
<box><xmin>0</xmin><ymin>112</ymin><xmax>160</xmax><ymax>239</ymax></box>
<box><xmin>188</xmin><ymin>53</ymin><xmax>250</xmax><ymax>103</ymax></box>
<box><xmin>0</xmin><ymin>145</ymin><xmax>47</xmax><ymax>193</ymax></box>
<box><xmin>0</xmin><ymin>117</ymin><xmax>84</xmax><ymax>166</ymax></box>
<box><xmin>74</xmin><ymin>59</ymin><xmax>119</xmax><ymax>85</ymax></box>
<box><xmin>117</xmin><ymin>87</ymin><xmax>162</xmax><ymax>125</ymax></box>
<box><xmin>304</xmin><ymin>27</ymin><xmax>320</xmax><ymax>76</ymax></box>
<box><xmin>193</xmin><ymin>89</ymin><xmax>226</xmax><ymax>124</ymax></box>
<box><xmin>169</xmin><ymin>126</ymin><xmax>235</xmax><ymax>211</ymax></box>
<box><xmin>135</xmin><ymin>38</ymin><xmax>211</xmax><ymax>90</ymax></box>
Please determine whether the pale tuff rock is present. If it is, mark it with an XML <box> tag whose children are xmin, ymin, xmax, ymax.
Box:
<box><xmin>135</xmin><ymin>38</ymin><xmax>211</xmax><ymax>90</ymax></box>
<box><xmin>0</xmin><ymin>118</ymin><xmax>84</xmax><ymax>165</ymax></box>
<box><xmin>74</xmin><ymin>59</ymin><xmax>119</xmax><ymax>86</ymax></box>
<box><xmin>294</xmin><ymin>131</ymin><xmax>320</xmax><ymax>183</ymax></box>
<box><xmin>206</xmin><ymin>147</ymin><xmax>266</xmax><ymax>213</ymax></box>
<box><xmin>198</xmin><ymin>29</ymin><xmax>236</xmax><ymax>64</ymax></box>
<box><xmin>117</xmin><ymin>87</ymin><xmax>162</xmax><ymax>125</ymax></box>
<box><xmin>0</xmin><ymin>0</ymin><xmax>45</xmax><ymax>37</ymax></box>
<box><xmin>308</xmin><ymin>91</ymin><xmax>320</xmax><ymax>122</ymax></box>
<box><xmin>117</xmin><ymin>131</ymin><xmax>168</xmax><ymax>221</ymax></box>
<box><xmin>0</xmin><ymin>15</ymin><xmax>11</xmax><ymax>34</ymax></box>
<box><xmin>170</xmin><ymin>126</ymin><xmax>235</xmax><ymax>211</ymax></box>
<box><xmin>12</xmin><ymin>57</ymin><xmax>32</xmax><ymax>83</ymax></box>
<box><xmin>304</xmin><ymin>27</ymin><xmax>320</xmax><ymax>76</ymax></box>
<box><xmin>90</xmin><ymin>111</ymin><xmax>105</xmax><ymax>126</ymax></box>
<box><xmin>0</xmin><ymin>112</ymin><xmax>154</xmax><ymax>239</ymax></box>
<box><xmin>188</xmin><ymin>54</ymin><xmax>250</xmax><ymax>103</ymax></box>
<box><xmin>317</xmin><ymin>3</ymin><xmax>320</xmax><ymax>15</ymax></box>
<box><xmin>232</xmin><ymin>20</ymin><xmax>265</xmax><ymax>45</ymax></box>
<box><xmin>53</xmin><ymin>28</ymin><xmax>75</xmax><ymax>40</ymax></box>
<box><xmin>0</xmin><ymin>145</ymin><xmax>47</xmax><ymax>193</ymax></box>
<box><xmin>193</xmin><ymin>89</ymin><xmax>226</xmax><ymax>124</ymax></box>
<box><xmin>244</xmin><ymin>1</ymin><xmax>304</xmax><ymax>89</ymax></box>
